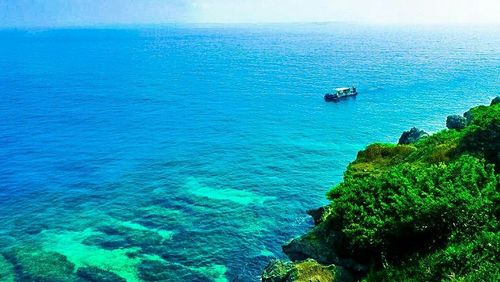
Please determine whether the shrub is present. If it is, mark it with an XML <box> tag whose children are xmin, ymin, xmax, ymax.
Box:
<box><xmin>466</xmin><ymin>103</ymin><xmax>500</xmax><ymax>128</ymax></box>
<box><xmin>326</xmin><ymin>155</ymin><xmax>498</xmax><ymax>264</ymax></box>
<box><xmin>364</xmin><ymin>231</ymin><xmax>500</xmax><ymax>282</ymax></box>
<box><xmin>283</xmin><ymin>102</ymin><xmax>500</xmax><ymax>282</ymax></box>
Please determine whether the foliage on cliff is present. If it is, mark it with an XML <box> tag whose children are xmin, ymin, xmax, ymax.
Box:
<box><xmin>322</xmin><ymin>101</ymin><xmax>500</xmax><ymax>280</ymax></box>
<box><xmin>266</xmin><ymin>100</ymin><xmax>499</xmax><ymax>282</ymax></box>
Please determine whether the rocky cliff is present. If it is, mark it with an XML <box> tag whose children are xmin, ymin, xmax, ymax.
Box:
<box><xmin>262</xmin><ymin>97</ymin><xmax>500</xmax><ymax>282</ymax></box>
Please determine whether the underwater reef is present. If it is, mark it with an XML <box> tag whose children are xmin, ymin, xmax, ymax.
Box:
<box><xmin>263</xmin><ymin>97</ymin><xmax>500</xmax><ymax>281</ymax></box>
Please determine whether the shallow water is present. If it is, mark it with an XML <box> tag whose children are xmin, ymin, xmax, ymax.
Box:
<box><xmin>0</xmin><ymin>24</ymin><xmax>499</xmax><ymax>281</ymax></box>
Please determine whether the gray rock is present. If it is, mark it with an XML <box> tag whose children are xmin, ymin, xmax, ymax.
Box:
<box><xmin>282</xmin><ymin>226</ymin><xmax>368</xmax><ymax>273</ymax></box>
<box><xmin>491</xmin><ymin>96</ymin><xmax>500</xmax><ymax>105</ymax></box>
<box><xmin>446</xmin><ymin>115</ymin><xmax>467</xmax><ymax>130</ymax></box>
<box><xmin>283</xmin><ymin>230</ymin><xmax>340</xmax><ymax>265</ymax></box>
<box><xmin>307</xmin><ymin>207</ymin><xmax>326</xmax><ymax>225</ymax></box>
<box><xmin>463</xmin><ymin>110</ymin><xmax>473</xmax><ymax>124</ymax></box>
<box><xmin>398</xmin><ymin>127</ymin><xmax>429</xmax><ymax>145</ymax></box>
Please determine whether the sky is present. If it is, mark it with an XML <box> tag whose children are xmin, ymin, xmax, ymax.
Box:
<box><xmin>0</xmin><ymin>0</ymin><xmax>499</xmax><ymax>27</ymax></box>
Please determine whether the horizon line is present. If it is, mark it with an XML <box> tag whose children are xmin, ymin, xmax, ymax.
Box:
<box><xmin>1</xmin><ymin>21</ymin><xmax>499</xmax><ymax>30</ymax></box>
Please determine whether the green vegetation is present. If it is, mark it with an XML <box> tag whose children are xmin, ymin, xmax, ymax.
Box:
<box><xmin>265</xmin><ymin>99</ymin><xmax>500</xmax><ymax>281</ymax></box>
<box><xmin>327</xmin><ymin>155</ymin><xmax>497</xmax><ymax>264</ymax></box>
<box><xmin>365</xmin><ymin>231</ymin><xmax>499</xmax><ymax>281</ymax></box>
<box><xmin>262</xmin><ymin>259</ymin><xmax>341</xmax><ymax>282</ymax></box>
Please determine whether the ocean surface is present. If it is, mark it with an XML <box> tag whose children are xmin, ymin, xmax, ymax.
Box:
<box><xmin>0</xmin><ymin>24</ymin><xmax>498</xmax><ymax>281</ymax></box>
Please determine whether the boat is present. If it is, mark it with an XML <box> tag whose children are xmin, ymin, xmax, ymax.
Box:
<box><xmin>324</xmin><ymin>87</ymin><xmax>358</xmax><ymax>102</ymax></box>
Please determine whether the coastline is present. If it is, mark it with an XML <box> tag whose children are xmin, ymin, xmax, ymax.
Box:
<box><xmin>262</xmin><ymin>97</ymin><xmax>500</xmax><ymax>281</ymax></box>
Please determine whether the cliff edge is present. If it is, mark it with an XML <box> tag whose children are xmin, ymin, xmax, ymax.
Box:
<box><xmin>263</xmin><ymin>97</ymin><xmax>500</xmax><ymax>281</ymax></box>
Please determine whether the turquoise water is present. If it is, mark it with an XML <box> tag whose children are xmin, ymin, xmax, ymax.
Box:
<box><xmin>0</xmin><ymin>24</ymin><xmax>499</xmax><ymax>281</ymax></box>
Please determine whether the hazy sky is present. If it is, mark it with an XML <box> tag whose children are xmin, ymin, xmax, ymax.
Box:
<box><xmin>0</xmin><ymin>0</ymin><xmax>499</xmax><ymax>27</ymax></box>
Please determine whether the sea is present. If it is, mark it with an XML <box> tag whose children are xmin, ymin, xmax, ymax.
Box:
<box><xmin>0</xmin><ymin>24</ymin><xmax>498</xmax><ymax>281</ymax></box>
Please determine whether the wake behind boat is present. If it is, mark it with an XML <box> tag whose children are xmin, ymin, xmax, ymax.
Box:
<box><xmin>324</xmin><ymin>87</ymin><xmax>357</xmax><ymax>102</ymax></box>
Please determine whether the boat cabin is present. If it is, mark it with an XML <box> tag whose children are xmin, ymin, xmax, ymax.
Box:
<box><xmin>324</xmin><ymin>86</ymin><xmax>358</xmax><ymax>102</ymax></box>
<box><xmin>335</xmin><ymin>87</ymin><xmax>356</xmax><ymax>96</ymax></box>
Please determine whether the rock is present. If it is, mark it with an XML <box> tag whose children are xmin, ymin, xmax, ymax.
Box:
<box><xmin>11</xmin><ymin>247</ymin><xmax>76</xmax><ymax>282</ymax></box>
<box><xmin>464</xmin><ymin>110</ymin><xmax>473</xmax><ymax>124</ymax></box>
<box><xmin>262</xmin><ymin>259</ymin><xmax>354</xmax><ymax>282</ymax></box>
<box><xmin>307</xmin><ymin>207</ymin><xmax>326</xmax><ymax>225</ymax></box>
<box><xmin>282</xmin><ymin>225</ymin><xmax>343</xmax><ymax>266</ymax></box>
<box><xmin>446</xmin><ymin>115</ymin><xmax>467</xmax><ymax>130</ymax></box>
<box><xmin>0</xmin><ymin>254</ymin><xmax>14</xmax><ymax>282</ymax></box>
<box><xmin>398</xmin><ymin>127</ymin><xmax>428</xmax><ymax>145</ymax></box>
<box><xmin>282</xmin><ymin>226</ymin><xmax>368</xmax><ymax>273</ymax></box>
<box><xmin>76</xmin><ymin>266</ymin><xmax>126</xmax><ymax>282</ymax></box>
<box><xmin>491</xmin><ymin>96</ymin><xmax>500</xmax><ymax>105</ymax></box>
<box><xmin>262</xmin><ymin>260</ymin><xmax>295</xmax><ymax>282</ymax></box>
<box><xmin>284</xmin><ymin>232</ymin><xmax>337</xmax><ymax>264</ymax></box>
<box><xmin>288</xmin><ymin>259</ymin><xmax>341</xmax><ymax>282</ymax></box>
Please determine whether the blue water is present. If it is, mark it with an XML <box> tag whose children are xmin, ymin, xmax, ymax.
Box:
<box><xmin>0</xmin><ymin>24</ymin><xmax>499</xmax><ymax>281</ymax></box>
